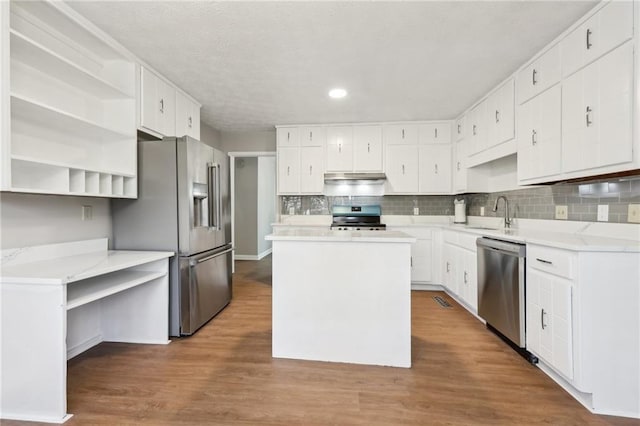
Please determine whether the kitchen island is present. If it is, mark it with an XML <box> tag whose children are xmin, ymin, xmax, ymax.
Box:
<box><xmin>265</xmin><ymin>229</ymin><xmax>416</xmax><ymax>368</ymax></box>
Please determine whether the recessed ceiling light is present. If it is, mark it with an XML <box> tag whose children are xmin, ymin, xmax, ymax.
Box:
<box><xmin>328</xmin><ymin>88</ymin><xmax>347</xmax><ymax>99</ymax></box>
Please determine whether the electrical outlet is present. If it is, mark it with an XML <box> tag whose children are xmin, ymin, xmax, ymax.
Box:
<box><xmin>628</xmin><ymin>204</ymin><xmax>640</xmax><ymax>223</ymax></box>
<box><xmin>597</xmin><ymin>204</ymin><xmax>609</xmax><ymax>222</ymax></box>
<box><xmin>81</xmin><ymin>205</ymin><xmax>92</xmax><ymax>221</ymax></box>
<box><xmin>480</xmin><ymin>207</ymin><xmax>485</xmax><ymax>216</ymax></box>
<box><xmin>555</xmin><ymin>205</ymin><xmax>568</xmax><ymax>220</ymax></box>
<box><xmin>413</xmin><ymin>207</ymin><xmax>419</xmax><ymax>216</ymax></box>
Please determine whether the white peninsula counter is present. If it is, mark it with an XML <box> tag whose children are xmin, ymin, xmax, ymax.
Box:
<box><xmin>266</xmin><ymin>229</ymin><xmax>416</xmax><ymax>368</ymax></box>
<box><xmin>0</xmin><ymin>238</ymin><xmax>173</xmax><ymax>424</ymax></box>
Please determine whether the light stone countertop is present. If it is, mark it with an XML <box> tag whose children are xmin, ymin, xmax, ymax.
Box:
<box><xmin>266</xmin><ymin>228</ymin><xmax>416</xmax><ymax>243</ymax></box>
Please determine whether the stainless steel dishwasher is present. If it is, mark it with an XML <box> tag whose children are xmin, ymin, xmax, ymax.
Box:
<box><xmin>477</xmin><ymin>237</ymin><xmax>537</xmax><ymax>362</ymax></box>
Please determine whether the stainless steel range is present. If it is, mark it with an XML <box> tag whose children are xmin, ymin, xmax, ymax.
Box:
<box><xmin>330</xmin><ymin>205</ymin><xmax>386</xmax><ymax>231</ymax></box>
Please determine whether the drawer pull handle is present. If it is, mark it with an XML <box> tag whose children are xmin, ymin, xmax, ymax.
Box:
<box><xmin>532</xmin><ymin>69</ymin><xmax>538</xmax><ymax>86</ymax></box>
<box><xmin>457</xmin><ymin>124</ymin><xmax>461</xmax><ymax>134</ymax></box>
<box><xmin>586</xmin><ymin>28</ymin><xmax>593</xmax><ymax>50</ymax></box>
<box><xmin>446</xmin><ymin>262</ymin><xmax>450</xmax><ymax>272</ymax></box>
<box><xmin>463</xmin><ymin>271</ymin><xmax>468</xmax><ymax>284</ymax></box>
<box><xmin>541</xmin><ymin>308</ymin><xmax>547</xmax><ymax>330</ymax></box>
<box><xmin>536</xmin><ymin>258</ymin><xmax>553</xmax><ymax>265</ymax></box>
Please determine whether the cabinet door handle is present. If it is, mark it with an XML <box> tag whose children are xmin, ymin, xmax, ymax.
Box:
<box><xmin>367</xmin><ymin>142</ymin><xmax>370</xmax><ymax>153</ymax></box>
<box><xmin>532</xmin><ymin>129</ymin><xmax>537</xmax><ymax>146</ymax></box>
<box><xmin>188</xmin><ymin>116</ymin><xmax>193</xmax><ymax>128</ymax></box>
<box><xmin>586</xmin><ymin>106</ymin><xmax>593</xmax><ymax>127</ymax></box>
<box><xmin>287</xmin><ymin>166</ymin><xmax>290</xmax><ymax>176</ymax></box>
<box><xmin>457</xmin><ymin>161</ymin><xmax>461</xmax><ymax>171</ymax></box>
<box><xmin>402</xmin><ymin>129</ymin><xmax>405</xmax><ymax>139</ymax></box>
<box><xmin>310</xmin><ymin>131</ymin><xmax>313</xmax><ymax>141</ymax></box>
<box><xmin>159</xmin><ymin>98</ymin><xmax>164</xmax><ymax>113</ymax></box>
<box><xmin>464</xmin><ymin>271</ymin><xmax>468</xmax><ymax>284</ymax></box>
<box><xmin>402</xmin><ymin>164</ymin><xmax>405</xmax><ymax>175</ymax></box>
<box><xmin>541</xmin><ymin>308</ymin><xmax>547</xmax><ymax>330</ymax></box>
<box><xmin>338</xmin><ymin>142</ymin><xmax>342</xmax><ymax>153</ymax></box>
<box><xmin>411</xmin><ymin>256</ymin><xmax>413</xmax><ymax>267</ymax></box>
<box><xmin>435</xmin><ymin>128</ymin><xmax>438</xmax><ymax>138</ymax></box>
<box><xmin>287</xmin><ymin>132</ymin><xmax>290</xmax><ymax>141</ymax></box>
<box><xmin>446</xmin><ymin>262</ymin><xmax>450</xmax><ymax>272</ymax></box>
<box><xmin>309</xmin><ymin>165</ymin><xmax>312</xmax><ymax>175</ymax></box>
<box><xmin>495</xmin><ymin>110</ymin><xmax>500</xmax><ymax>123</ymax></box>
<box><xmin>472</xmin><ymin>124</ymin><xmax>477</xmax><ymax>136</ymax></box>
<box><xmin>434</xmin><ymin>164</ymin><xmax>438</xmax><ymax>174</ymax></box>
<box><xmin>457</xmin><ymin>124</ymin><xmax>461</xmax><ymax>134</ymax></box>
<box><xmin>536</xmin><ymin>258</ymin><xmax>553</xmax><ymax>265</ymax></box>
<box><xmin>586</xmin><ymin>28</ymin><xmax>593</xmax><ymax>50</ymax></box>
<box><xmin>532</xmin><ymin>69</ymin><xmax>538</xmax><ymax>86</ymax></box>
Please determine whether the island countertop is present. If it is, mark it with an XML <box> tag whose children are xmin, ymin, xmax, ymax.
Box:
<box><xmin>265</xmin><ymin>228</ymin><xmax>416</xmax><ymax>243</ymax></box>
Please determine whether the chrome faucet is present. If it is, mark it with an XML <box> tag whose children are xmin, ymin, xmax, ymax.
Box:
<box><xmin>493</xmin><ymin>195</ymin><xmax>512</xmax><ymax>228</ymax></box>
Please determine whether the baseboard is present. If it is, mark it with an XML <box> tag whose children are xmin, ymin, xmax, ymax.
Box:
<box><xmin>0</xmin><ymin>412</ymin><xmax>73</xmax><ymax>424</ymax></box>
<box><xmin>411</xmin><ymin>283</ymin><xmax>445</xmax><ymax>291</ymax></box>
<box><xmin>236</xmin><ymin>248</ymin><xmax>272</xmax><ymax>261</ymax></box>
<box><xmin>67</xmin><ymin>333</ymin><xmax>102</xmax><ymax>360</ymax></box>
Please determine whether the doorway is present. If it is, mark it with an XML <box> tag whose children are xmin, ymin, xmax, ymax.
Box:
<box><xmin>229</xmin><ymin>151</ymin><xmax>276</xmax><ymax>272</ymax></box>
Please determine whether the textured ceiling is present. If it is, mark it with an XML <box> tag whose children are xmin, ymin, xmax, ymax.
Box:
<box><xmin>69</xmin><ymin>1</ymin><xmax>598</xmax><ymax>131</ymax></box>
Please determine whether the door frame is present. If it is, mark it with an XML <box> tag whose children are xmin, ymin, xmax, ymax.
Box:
<box><xmin>228</xmin><ymin>151</ymin><xmax>276</xmax><ymax>272</ymax></box>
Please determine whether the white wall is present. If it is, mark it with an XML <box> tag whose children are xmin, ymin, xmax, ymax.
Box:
<box><xmin>233</xmin><ymin>157</ymin><xmax>258</xmax><ymax>256</ymax></box>
<box><xmin>200</xmin><ymin>122</ymin><xmax>223</xmax><ymax>151</ymax></box>
<box><xmin>221</xmin><ymin>130</ymin><xmax>276</xmax><ymax>153</ymax></box>
<box><xmin>0</xmin><ymin>193</ymin><xmax>111</xmax><ymax>249</ymax></box>
<box><xmin>257</xmin><ymin>156</ymin><xmax>276</xmax><ymax>255</ymax></box>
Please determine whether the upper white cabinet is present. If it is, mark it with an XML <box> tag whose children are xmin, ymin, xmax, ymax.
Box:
<box><xmin>140</xmin><ymin>66</ymin><xmax>175</xmax><ymax>138</ymax></box>
<box><xmin>326</xmin><ymin>126</ymin><xmax>354</xmax><ymax>172</ymax></box>
<box><xmin>561</xmin><ymin>1</ymin><xmax>633</xmax><ymax>78</ymax></box>
<box><xmin>419</xmin><ymin>145</ymin><xmax>452</xmax><ymax>194</ymax></box>
<box><xmin>485</xmin><ymin>79</ymin><xmax>514</xmax><ymax>149</ymax></box>
<box><xmin>517</xmin><ymin>44</ymin><xmax>561</xmax><ymax>105</ymax></box>
<box><xmin>277</xmin><ymin>147</ymin><xmax>299</xmax><ymax>194</ymax></box>
<box><xmin>562</xmin><ymin>41</ymin><xmax>633</xmax><ymax>174</ymax></box>
<box><xmin>300</xmin><ymin>146</ymin><xmax>324</xmax><ymax>193</ymax></box>
<box><xmin>276</xmin><ymin>127</ymin><xmax>299</xmax><ymax>147</ymax></box>
<box><xmin>455</xmin><ymin>116</ymin><xmax>466</xmax><ymax>142</ymax></box>
<box><xmin>468</xmin><ymin>100</ymin><xmax>487</xmax><ymax>155</ymax></box>
<box><xmin>453</xmin><ymin>138</ymin><xmax>468</xmax><ymax>193</ymax></box>
<box><xmin>383</xmin><ymin>123</ymin><xmax>419</xmax><ymax>145</ymax></box>
<box><xmin>517</xmin><ymin>85</ymin><xmax>562</xmax><ymax>182</ymax></box>
<box><xmin>385</xmin><ymin>144</ymin><xmax>419</xmax><ymax>193</ymax></box>
<box><xmin>175</xmin><ymin>90</ymin><xmax>200</xmax><ymax>140</ymax></box>
<box><xmin>353</xmin><ymin>125</ymin><xmax>383</xmax><ymax>172</ymax></box>
<box><xmin>299</xmin><ymin>126</ymin><xmax>325</xmax><ymax>147</ymax></box>
<box><xmin>3</xmin><ymin>1</ymin><xmax>137</xmax><ymax>198</ymax></box>
<box><xmin>419</xmin><ymin>122</ymin><xmax>451</xmax><ymax>145</ymax></box>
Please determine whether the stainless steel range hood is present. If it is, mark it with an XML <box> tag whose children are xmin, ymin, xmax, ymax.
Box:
<box><xmin>324</xmin><ymin>172</ymin><xmax>387</xmax><ymax>184</ymax></box>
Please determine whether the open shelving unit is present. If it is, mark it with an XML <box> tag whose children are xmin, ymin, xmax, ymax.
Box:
<box><xmin>1</xmin><ymin>1</ymin><xmax>138</xmax><ymax>198</ymax></box>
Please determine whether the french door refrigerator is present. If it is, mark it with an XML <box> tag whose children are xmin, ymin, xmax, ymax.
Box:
<box><xmin>112</xmin><ymin>136</ymin><xmax>232</xmax><ymax>336</ymax></box>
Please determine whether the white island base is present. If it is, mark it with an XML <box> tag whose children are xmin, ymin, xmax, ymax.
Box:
<box><xmin>267</xmin><ymin>229</ymin><xmax>415</xmax><ymax>368</ymax></box>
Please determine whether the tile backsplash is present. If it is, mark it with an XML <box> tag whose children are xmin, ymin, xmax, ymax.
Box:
<box><xmin>280</xmin><ymin>177</ymin><xmax>640</xmax><ymax>223</ymax></box>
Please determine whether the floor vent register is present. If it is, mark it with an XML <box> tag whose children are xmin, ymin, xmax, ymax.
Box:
<box><xmin>433</xmin><ymin>296</ymin><xmax>452</xmax><ymax>308</ymax></box>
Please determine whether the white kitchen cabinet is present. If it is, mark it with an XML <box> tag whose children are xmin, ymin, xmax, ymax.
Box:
<box><xmin>442</xmin><ymin>231</ymin><xmax>477</xmax><ymax>313</ymax></box>
<box><xmin>561</xmin><ymin>1</ymin><xmax>633</xmax><ymax>78</ymax></box>
<box><xmin>4</xmin><ymin>1</ymin><xmax>137</xmax><ymax>198</ymax></box>
<box><xmin>299</xmin><ymin>126</ymin><xmax>325</xmax><ymax>147</ymax></box>
<box><xmin>526</xmin><ymin>266</ymin><xmax>574</xmax><ymax>381</ymax></box>
<box><xmin>326</xmin><ymin>126</ymin><xmax>354</xmax><ymax>172</ymax></box>
<box><xmin>385</xmin><ymin>144</ymin><xmax>418</xmax><ymax>193</ymax></box>
<box><xmin>276</xmin><ymin>127</ymin><xmax>299</xmax><ymax>147</ymax></box>
<box><xmin>353</xmin><ymin>125</ymin><xmax>383</xmax><ymax>172</ymax></box>
<box><xmin>175</xmin><ymin>90</ymin><xmax>200</xmax><ymax>140</ymax></box>
<box><xmin>485</xmin><ymin>79</ymin><xmax>514</xmax><ymax>149</ymax></box>
<box><xmin>140</xmin><ymin>66</ymin><xmax>175</xmax><ymax>137</ymax></box>
<box><xmin>391</xmin><ymin>227</ymin><xmax>434</xmax><ymax>284</ymax></box>
<box><xmin>418</xmin><ymin>145</ymin><xmax>451</xmax><ymax>194</ymax></box>
<box><xmin>383</xmin><ymin>123</ymin><xmax>418</xmax><ymax>145</ymax></box>
<box><xmin>468</xmin><ymin>100</ymin><xmax>487</xmax><ymax>155</ymax></box>
<box><xmin>442</xmin><ymin>243</ymin><xmax>457</xmax><ymax>295</ymax></box>
<box><xmin>453</xmin><ymin>139</ymin><xmax>468</xmax><ymax>193</ymax></box>
<box><xmin>517</xmin><ymin>84</ymin><xmax>562</xmax><ymax>182</ymax></box>
<box><xmin>455</xmin><ymin>115</ymin><xmax>466</xmax><ymax>142</ymax></box>
<box><xmin>299</xmin><ymin>146</ymin><xmax>323</xmax><ymax>194</ymax></box>
<box><xmin>277</xmin><ymin>147</ymin><xmax>299</xmax><ymax>194</ymax></box>
<box><xmin>418</xmin><ymin>122</ymin><xmax>451</xmax><ymax>145</ymax></box>
<box><xmin>562</xmin><ymin>42</ymin><xmax>633</xmax><ymax>174</ymax></box>
<box><xmin>459</xmin><ymin>248</ymin><xmax>477</xmax><ymax>312</ymax></box>
<box><xmin>517</xmin><ymin>43</ymin><xmax>561</xmax><ymax>104</ymax></box>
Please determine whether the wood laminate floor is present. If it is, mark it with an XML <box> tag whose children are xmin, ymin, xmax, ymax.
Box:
<box><xmin>6</xmin><ymin>256</ymin><xmax>638</xmax><ymax>425</ymax></box>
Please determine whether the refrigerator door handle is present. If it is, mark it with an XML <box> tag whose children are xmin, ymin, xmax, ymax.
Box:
<box><xmin>190</xmin><ymin>247</ymin><xmax>233</xmax><ymax>266</ymax></box>
<box><xmin>207</xmin><ymin>163</ymin><xmax>217</xmax><ymax>229</ymax></box>
<box><xmin>216</xmin><ymin>163</ymin><xmax>222</xmax><ymax>231</ymax></box>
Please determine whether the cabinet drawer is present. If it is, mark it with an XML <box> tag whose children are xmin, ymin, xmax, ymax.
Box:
<box><xmin>528</xmin><ymin>245</ymin><xmax>576</xmax><ymax>279</ymax></box>
<box><xmin>443</xmin><ymin>230</ymin><xmax>458</xmax><ymax>245</ymax></box>
<box><xmin>457</xmin><ymin>233</ymin><xmax>478</xmax><ymax>251</ymax></box>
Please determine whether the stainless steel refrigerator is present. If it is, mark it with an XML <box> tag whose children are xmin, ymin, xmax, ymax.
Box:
<box><xmin>112</xmin><ymin>136</ymin><xmax>232</xmax><ymax>336</ymax></box>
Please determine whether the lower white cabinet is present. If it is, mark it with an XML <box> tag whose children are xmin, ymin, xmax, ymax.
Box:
<box><xmin>390</xmin><ymin>227</ymin><xmax>434</xmax><ymax>284</ymax></box>
<box><xmin>299</xmin><ymin>146</ymin><xmax>323</xmax><ymax>194</ymax></box>
<box><xmin>442</xmin><ymin>231</ymin><xmax>477</xmax><ymax>312</ymax></box>
<box><xmin>526</xmin><ymin>267</ymin><xmax>574</xmax><ymax>380</ymax></box>
<box><xmin>277</xmin><ymin>147</ymin><xmax>299</xmax><ymax>194</ymax></box>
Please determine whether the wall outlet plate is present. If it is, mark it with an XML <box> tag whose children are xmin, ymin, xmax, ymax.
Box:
<box><xmin>413</xmin><ymin>207</ymin><xmax>419</xmax><ymax>215</ymax></box>
<box><xmin>480</xmin><ymin>207</ymin><xmax>485</xmax><ymax>216</ymax></box>
<box><xmin>597</xmin><ymin>204</ymin><xmax>609</xmax><ymax>222</ymax></box>
<box><xmin>628</xmin><ymin>204</ymin><xmax>640</xmax><ymax>223</ymax></box>
<box><xmin>81</xmin><ymin>205</ymin><xmax>92</xmax><ymax>221</ymax></box>
<box><xmin>555</xmin><ymin>205</ymin><xmax>568</xmax><ymax>220</ymax></box>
